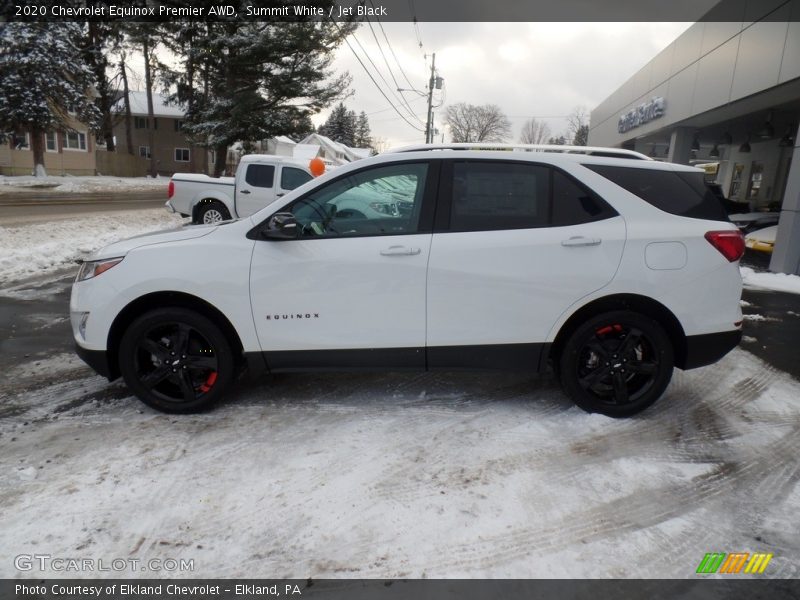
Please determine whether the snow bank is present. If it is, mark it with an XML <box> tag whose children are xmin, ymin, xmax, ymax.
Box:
<box><xmin>0</xmin><ymin>209</ymin><xmax>184</xmax><ymax>284</ymax></box>
<box><xmin>0</xmin><ymin>174</ymin><xmax>167</xmax><ymax>194</ymax></box>
<box><xmin>741</xmin><ymin>266</ymin><xmax>800</xmax><ymax>295</ymax></box>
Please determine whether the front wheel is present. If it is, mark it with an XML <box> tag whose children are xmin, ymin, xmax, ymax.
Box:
<box><xmin>118</xmin><ymin>308</ymin><xmax>235</xmax><ymax>413</ymax></box>
<box><xmin>558</xmin><ymin>311</ymin><xmax>673</xmax><ymax>417</ymax></box>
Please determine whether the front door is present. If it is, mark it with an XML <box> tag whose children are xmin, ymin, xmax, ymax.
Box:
<box><xmin>249</xmin><ymin>161</ymin><xmax>437</xmax><ymax>370</ymax></box>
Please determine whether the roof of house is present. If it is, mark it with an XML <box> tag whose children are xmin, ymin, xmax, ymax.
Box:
<box><xmin>293</xmin><ymin>144</ymin><xmax>322</xmax><ymax>160</ymax></box>
<box><xmin>114</xmin><ymin>91</ymin><xmax>185</xmax><ymax>118</ymax></box>
<box><xmin>273</xmin><ymin>135</ymin><xmax>297</xmax><ymax>145</ymax></box>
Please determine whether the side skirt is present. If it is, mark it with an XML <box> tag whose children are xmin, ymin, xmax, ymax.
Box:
<box><xmin>251</xmin><ymin>343</ymin><xmax>551</xmax><ymax>374</ymax></box>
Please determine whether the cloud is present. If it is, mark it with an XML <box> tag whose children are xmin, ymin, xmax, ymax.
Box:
<box><xmin>320</xmin><ymin>22</ymin><xmax>691</xmax><ymax>146</ymax></box>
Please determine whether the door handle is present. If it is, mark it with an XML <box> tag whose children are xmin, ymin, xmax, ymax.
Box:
<box><xmin>240</xmin><ymin>189</ymin><xmax>251</xmax><ymax>195</ymax></box>
<box><xmin>561</xmin><ymin>236</ymin><xmax>601</xmax><ymax>247</ymax></box>
<box><xmin>276</xmin><ymin>193</ymin><xmax>285</xmax><ymax>197</ymax></box>
<box><xmin>380</xmin><ymin>245</ymin><xmax>421</xmax><ymax>256</ymax></box>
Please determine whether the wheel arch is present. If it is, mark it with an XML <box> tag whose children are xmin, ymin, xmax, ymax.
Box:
<box><xmin>549</xmin><ymin>293</ymin><xmax>689</xmax><ymax>370</ymax></box>
<box><xmin>106</xmin><ymin>291</ymin><xmax>245</xmax><ymax>380</ymax></box>
<box><xmin>191</xmin><ymin>195</ymin><xmax>232</xmax><ymax>223</ymax></box>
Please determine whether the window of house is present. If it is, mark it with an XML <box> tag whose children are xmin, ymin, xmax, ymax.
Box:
<box><xmin>12</xmin><ymin>132</ymin><xmax>30</xmax><ymax>150</ymax></box>
<box><xmin>174</xmin><ymin>120</ymin><xmax>183</xmax><ymax>132</ymax></box>
<box><xmin>45</xmin><ymin>132</ymin><xmax>58</xmax><ymax>152</ymax></box>
<box><xmin>64</xmin><ymin>131</ymin><xmax>87</xmax><ymax>151</ymax></box>
<box><xmin>134</xmin><ymin>117</ymin><xmax>148</xmax><ymax>129</ymax></box>
<box><xmin>174</xmin><ymin>148</ymin><xmax>190</xmax><ymax>162</ymax></box>
<box><xmin>139</xmin><ymin>146</ymin><xmax>151</xmax><ymax>159</ymax></box>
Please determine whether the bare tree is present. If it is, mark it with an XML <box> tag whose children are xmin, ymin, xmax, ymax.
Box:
<box><xmin>567</xmin><ymin>106</ymin><xmax>589</xmax><ymax>145</ymax></box>
<box><xmin>444</xmin><ymin>103</ymin><xmax>511</xmax><ymax>143</ymax></box>
<box><xmin>519</xmin><ymin>118</ymin><xmax>551</xmax><ymax>144</ymax></box>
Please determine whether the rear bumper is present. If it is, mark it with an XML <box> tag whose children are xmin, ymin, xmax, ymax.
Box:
<box><xmin>681</xmin><ymin>330</ymin><xmax>742</xmax><ymax>370</ymax></box>
<box><xmin>75</xmin><ymin>343</ymin><xmax>115</xmax><ymax>380</ymax></box>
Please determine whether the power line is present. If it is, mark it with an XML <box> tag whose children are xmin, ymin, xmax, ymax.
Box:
<box><xmin>331</xmin><ymin>22</ymin><xmax>424</xmax><ymax>133</ymax></box>
<box><xmin>362</xmin><ymin>12</ymin><xmax>425</xmax><ymax>126</ymax></box>
<box><xmin>350</xmin><ymin>31</ymin><xmax>425</xmax><ymax>126</ymax></box>
<box><xmin>370</xmin><ymin>2</ymin><xmax>418</xmax><ymax>91</ymax></box>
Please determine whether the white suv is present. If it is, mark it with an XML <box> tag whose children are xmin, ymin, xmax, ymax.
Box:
<box><xmin>70</xmin><ymin>144</ymin><xmax>744</xmax><ymax>417</ymax></box>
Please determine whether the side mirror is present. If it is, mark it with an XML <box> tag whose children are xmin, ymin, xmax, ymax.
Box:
<box><xmin>262</xmin><ymin>212</ymin><xmax>298</xmax><ymax>239</ymax></box>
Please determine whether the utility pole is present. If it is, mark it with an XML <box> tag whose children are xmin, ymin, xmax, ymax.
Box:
<box><xmin>425</xmin><ymin>53</ymin><xmax>436</xmax><ymax>144</ymax></box>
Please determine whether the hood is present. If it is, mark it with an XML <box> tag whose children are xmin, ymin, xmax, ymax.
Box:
<box><xmin>86</xmin><ymin>224</ymin><xmax>217</xmax><ymax>260</ymax></box>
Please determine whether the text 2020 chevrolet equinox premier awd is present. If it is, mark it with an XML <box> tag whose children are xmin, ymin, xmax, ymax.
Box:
<box><xmin>71</xmin><ymin>144</ymin><xmax>744</xmax><ymax>417</ymax></box>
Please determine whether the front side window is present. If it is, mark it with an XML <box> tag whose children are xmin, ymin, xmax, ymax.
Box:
<box><xmin>450</xmin><ymin>161</ymin><xmax>549</xmax><ymax>232</ymax></box>
<box><xmin>281</xmin><ymin>166</ymin><xmax>312</xmax><ymax>190</ymax></box>
<box><xmin>245</xmin><ymin>164</ymin><xmax>275</xmax><ymax>188</ymax></box>
<box><xmin>286</xmin><ymin>162</ymin><xmax>428</xmax><ymax>238</ymax></box>
<box><xmin>64</xmin><ymin>131</ymin><xmax>86</xmax><ymax>150</ymax></box>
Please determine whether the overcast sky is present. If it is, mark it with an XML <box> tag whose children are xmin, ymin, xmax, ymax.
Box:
<box><xmin>318</xmin><ymin>22</ymin><xmax>693</xmax><ymax>148</ymax></box>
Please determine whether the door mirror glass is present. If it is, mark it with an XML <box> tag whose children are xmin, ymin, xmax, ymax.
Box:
<box><xmin>263</xmin><ymin>212</ymin><xmax>298</xmax><ymax>239</ymax></box>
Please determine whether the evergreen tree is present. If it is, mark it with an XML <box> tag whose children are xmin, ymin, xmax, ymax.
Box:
<box><xmin>0</xmin><ymin>23</ymin><xmax>101</xmax><ymax>176</ymax></box>
<box><xmin>354</xmin><ymin>111</ymin><xmax>372</xmax><ymax>149</ymax></box>
<box><xmin>82</xmin><ymin>22</ymin><xmax>124</xmax><ymax>151</ymax></box>
<box><xmin>167</xmin><ymin>4</ymin><xmax>356</xmax><ymax>177</ymax></box>
<box><xmin>319</xmin><ymin>102</ymin><xmax>357</xmax><ymax>146</ymax></box>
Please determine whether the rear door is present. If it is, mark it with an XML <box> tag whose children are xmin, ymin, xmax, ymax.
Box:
<box><xmin>426</xmin><ymin>160</ymin><xmax>626</xmax><ymax>368</ymax></box>
<box><xmin>236</xmin><ymin>163</ymin><xmax>277</xmax><ymax>217</ymax></box>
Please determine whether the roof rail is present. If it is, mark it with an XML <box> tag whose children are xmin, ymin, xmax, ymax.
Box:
<box><xmin>386</xmin><ymin>143</ymin><xmax>651</xmax><ymax>160</ymax></box>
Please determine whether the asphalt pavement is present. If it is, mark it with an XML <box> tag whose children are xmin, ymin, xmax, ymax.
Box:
<box><xmin>0</xmin><ymin>192</ymin><xmax>166</xmax><ymax>225</ymax></box>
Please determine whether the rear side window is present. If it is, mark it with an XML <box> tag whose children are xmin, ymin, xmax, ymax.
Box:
<box><xmin>451</xmin><ymin>161</ymin><xmax>549</xmax><ymax>231</ymax></box>
<box><xmin>552</xmin><ymin>170</ymin><xmax>617</xmax><ymax>226</ymax></box>
<box><xmin>245</xmin><ymin>164</ymin><xmax>275</xmax><ymax>188</ymax></box>
<box><xmin>585</xmin><ymin>164</ymin><xmax>728</xmax><ymax>221</ymax></box>
<box><xmin>281</xmin><ymin>167</ymin><xmax>312</xmax><ymax>190</ymax></box>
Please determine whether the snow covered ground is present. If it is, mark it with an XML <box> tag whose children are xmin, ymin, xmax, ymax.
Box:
<box><xmin>2</xmin><ymin>210</ymin><xmax>800</xmax><ymax>579</ymax></box>
<box><xmin>0</xmin><ymin>209</ymin><xmax>185</xmax><ymax>284</ymax></box>
<box><xmin>741</xmin><ymin>266</ymin><xmax>800</xmax><ymax>295</ymax></box>
<box><xmin>0</xmin><ymin>175</ymin><xmax>168</xmax><ymax>195</ymax></box>
<box><xmin>1</xmin><ymin>347</ymin><xmax>799</xmax><ymax>579</ymax></box>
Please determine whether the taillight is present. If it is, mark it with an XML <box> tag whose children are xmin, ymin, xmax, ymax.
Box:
<box><xmin>168</xmin><ymin>180</ymin><xmax>174</xmax><ymax>199</ymax></box>
<box><xmin>705</xmin><ymin>230</ymin><xmax>745</xmax><ymax>262</ymax></box>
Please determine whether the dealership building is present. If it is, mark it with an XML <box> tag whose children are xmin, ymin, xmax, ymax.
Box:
<box><xmin>588</xmin><ymin>0</ymin><xmax>800</xmax><ymax>275</ymax></box>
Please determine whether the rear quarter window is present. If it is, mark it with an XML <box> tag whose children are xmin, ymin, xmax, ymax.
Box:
<box><xmin>584</xmin><ymin>164</ymin><xmax>729</xmax><ymax>221</ymax></box>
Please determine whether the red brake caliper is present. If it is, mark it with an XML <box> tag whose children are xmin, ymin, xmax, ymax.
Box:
<box><xmin>596</xmin><ymin>324</ymin><xmax>623</xmax><ymax>336</ymax></box>
<box><xmin>198</xmin><ymin>372</ymin><xmax>217</xmax><ymax>393</ymax></box>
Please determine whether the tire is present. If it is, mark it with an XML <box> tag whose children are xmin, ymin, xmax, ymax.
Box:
<box><xmin>558</xmin><ymin>310</ymin><xmax>673</xmax><ymax>418</ymax></box>
<box><xmin>196</xmin><ymin>201</ymin><xmax>230</xmax><ymax>224</ymax></box>
<box><xmin>118</xmin><ymin>308</ymin><xmax>235</xmax><ymax>413</ymax></box>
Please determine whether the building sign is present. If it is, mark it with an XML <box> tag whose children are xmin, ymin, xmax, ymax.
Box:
<box><xmin>617</xmin><ymin>97</ymin><xmax>665</xmax><ymax>134</ymax></box>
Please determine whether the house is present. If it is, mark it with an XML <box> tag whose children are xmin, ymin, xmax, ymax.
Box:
<box><xmin>110</xmin><ymin>91</ymin><xmax>210</xmax><ymax>176</ymax></box>
<box><xmin>0</xmin><ymin>116</ymin><xmax>96</xmax><ymax>176</ymax></box>
<box><xmin>294</xmin><ymin>133</ymin><xmax>372</xmax><ymax>166</ymax></box>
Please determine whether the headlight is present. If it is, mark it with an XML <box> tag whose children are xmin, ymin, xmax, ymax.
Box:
<box><xmin>76</xmin><ymin>257</ymin><xmax>124</xmax><ymax>282</ymax></box>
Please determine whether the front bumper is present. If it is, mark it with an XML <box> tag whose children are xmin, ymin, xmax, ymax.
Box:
<box><xmin>75</xmin><ymin>343</ymin><xmax>116</xmax><ymax>380</ymax></box>
<box><xmin>681</xmin><ymin>329</ymin><xmax>742</xmax><ymax>370</ymax></box>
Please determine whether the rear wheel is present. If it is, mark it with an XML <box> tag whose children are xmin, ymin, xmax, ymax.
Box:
<box><xmin>118</xmin><ymin>308</ymin><xmax>235</xmax><ymax>413</ymax></box>
<box><xmin>558</xmin><ymin>311</ymin><xmax>673</xmax><ymax>417</ymax></box>
<box><xmin>196</xmin><ymin>201</ymin><xmax>230</xmax><ymax>224</ymax></box>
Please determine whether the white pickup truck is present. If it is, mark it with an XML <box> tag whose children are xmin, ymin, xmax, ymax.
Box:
<box><xmin>166</xmin><ymin>154</ymin><xmax>315</xmax><ymax>224</ymax></box>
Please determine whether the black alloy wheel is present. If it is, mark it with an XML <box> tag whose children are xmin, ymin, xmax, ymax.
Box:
<box><xmin>119</xmin><ymin>308</ymin><xmax>235</xmax><ymax>413</ymax></box>
<box><xmin>559</xmin><ymin>311</ymin><xmax>674</xmax><ymax>417</ymax></box>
